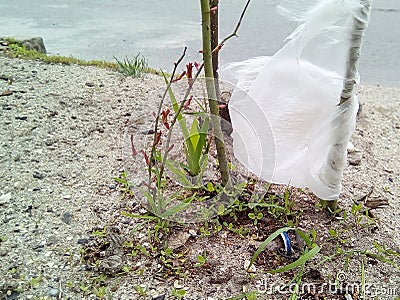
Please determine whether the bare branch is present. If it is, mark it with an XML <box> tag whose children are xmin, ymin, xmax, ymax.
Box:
<box><xmin>215</xmin><ymin>0</ymin><xmax>251</xmax><ymax>53</ymax></box>
<box><xmin>148</xmin><ymin>47</ymin><xmax>187</xmax><ymax>185</ymax></box>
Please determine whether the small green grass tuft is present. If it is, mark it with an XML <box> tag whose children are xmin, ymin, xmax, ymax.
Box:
<box><xmin>114</xmin><ymin>53</ymin><xmax>149</xmax><ymax>78</ymax></box>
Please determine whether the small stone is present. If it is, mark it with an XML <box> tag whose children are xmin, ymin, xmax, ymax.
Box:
<box><xmin>109</xmin><ymin>183</ymin><xmax>116</xmax><ymax>190</ymax></box>
<box><xmin>77</xmin><ymin>238</ymin><xmax>89</xmax><ymax>245</ymax></box>
<box><xmin>33</xmin><ymin>243</ymin><xmax>45</xmax><ymax>251</ymax></box>
<box><xmin>6</xmin><ymin>291</ymin><xmax>20</xmax><ymax>300</ymax></box>
<box><xmin>85</xmin><ymin>82</ymin><xmax>95</xmax><ymax>87</ymax></box>
<box><xmin>24</xmin><ymin>205</ymin><xmax>33</xmax><ymax>213</ymax></box>
<box><xmin>47</xmin><ymin>236</ymin><xmax>59</xmax><ymax>245</ymax></box>
<box><xmin>167</xmin><ymin>231</ymin><xmax>191</xmax><ymax>250</ymax></box>
<box><xmin>244</xmin><ymin>259</ymin><xmax>256</xmax><ymax>273</ymax></box>
<box><xmin>45</xmin><ymin>139</ymin><xmax>55</xmax><ymax>146</ymax></box>
<box><xmin>33</xmin><ymin>171</ymin><xmax>45</xmax><ymax>179</ymax></box>
<box><xmin>63</xmin><ymin>195</ymin><xmax>72</xmax><ymax>200</ymax></box>
<box><xmin>15</xmin><ymin>116</ymin><xmax>28</xmax><ymax>120</ymax></box>
<box><xmin>347</xmin><ymin>142</ymin><xmax>356</xmax><ymax>153</ymax></box>
<box><xmin>1</xmin><ymin>90</ymin><xmax>13</xmax><ymax>96</ymax></box>
<box><xmin>173</xmin><ymin>280</ymin><xmax>183</xmax><ymax>289</ymax></box>
<box><xmin>153</xmin><ymin>295</ymin><xmax>165</xmax><ymax>300</ymax></box>
<box><xmin>47</xmin><ymin>288</ymin><xmax>60</xmax><ymax>297</ymax></box>
<box><xmin>21</xmin><ymin>37</ymin><xmax>47</xmax><ymax>53</ymax></box>
<box><xmin>61</xmin><ymin>212</ymin><xmax>72</xmax><ymax>224</ymax></box>
<box><xmin>0</xmin><ymin>192</ymin><xmax>11</xmax><ymax>203</ymax></box>
<box><xmin>349</xmin><ymin>157</ymin><xmax>361</xmax><ymax>166</ymax></box>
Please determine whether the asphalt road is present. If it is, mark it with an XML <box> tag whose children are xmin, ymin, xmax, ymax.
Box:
<box><xmin>0</xmin><ymin>0</ymin><xmax>399</xmax><ymax>86</ymax></box>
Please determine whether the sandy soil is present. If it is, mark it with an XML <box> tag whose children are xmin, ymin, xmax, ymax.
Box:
<box><xmin>0</xmin><ymin>56</ymin><xmax>399</xmax><ymax>300</ymax></box>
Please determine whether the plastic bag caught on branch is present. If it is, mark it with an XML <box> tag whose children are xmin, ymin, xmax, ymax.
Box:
<box><xmin>220</xmin><ymin>0</ymin><xmax>371</xmax><ymax>200</ymax></box>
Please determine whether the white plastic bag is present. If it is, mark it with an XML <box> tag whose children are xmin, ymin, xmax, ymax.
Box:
<box><xmin>221</xmin><ymin>0</ymin><xmax>371</xmax><ymax>200</ymax></box>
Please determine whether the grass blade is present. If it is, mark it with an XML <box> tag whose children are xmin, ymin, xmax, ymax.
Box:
<box><xmin>268</xmin><ymin>245</ymin><xmax>320</xmax><ymax>274</ymax></box>
<box><xmin>249</xmin><ymin>227</ymin><xmax>293</xmax><ymax>268</ymax></box>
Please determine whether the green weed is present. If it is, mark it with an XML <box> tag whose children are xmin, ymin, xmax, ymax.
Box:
<box><xmin>113</xmin><ymin>171</ymin><xmax>134</xmax><ymax>199</ymax></box>
<box><xmin>163</xmin><ymin>72</ymin><xmax>210</xmax><ymax>178</ymax></box>
<box><xmin>194</xmin><ymin>250</ymin><xmax>207</xmax><ymax>268</ymax></box>
<box><xmin>248</xmin><ymin>207</ymin><xmax>263</xmax><ymax>225</ymax></box>
<box><xmin>79</xmin><ymin>282</ymin><xmax>91</xmax><ymax>293</ymax></box>
<box><xmin>249</xmin><ymin>227</ymin><xmax>320</xmax><ymax>274</ymax></box>
<box><xmin>92</xmin><ymin>286</ymin><xmax>108</xmax><ymax>298</ymax></box>
<box><xmin>350</xmin><ymin>202</ymin><xmax>376</xmax><ymax>228</ymax></box>
<box><xmin>226</xmin><ymin>291</ymin><xmax>258</xmax><ymax>300</ymax></box>
<box><xmin>115</xmin><ymin>53</ymin><xmax>148</xmax><ymax>78</ymax></box>
<box><xmin>133</xmin><ymin>285</ymin><xmax>147</xmax><ymax>297</ymax></box>
<box><xmin>92</xmin><ymin>227</ymin><xmax>106</xmax><ymax>237</ymax></box>
<box><xmin>171</xmin><ymin>288</ymin><xmax>186</xmax><ymax>299</ymax></box>
<box><xmin>29</xmin><ymin>273</ymin><xmax>43</xmax><ymax>288</ymax></box>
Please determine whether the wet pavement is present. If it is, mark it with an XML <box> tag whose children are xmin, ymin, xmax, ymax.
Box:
<box><xmin>0</xmin><ymin>0</ymin><xmax>399</xmax><ymax>86</ymax></box>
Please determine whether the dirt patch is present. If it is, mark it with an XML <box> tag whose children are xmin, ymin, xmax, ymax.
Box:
<box><xmin>0</xmin><ymin>56</ymin><xmax>399</xmax><ymax>300</ymax></box>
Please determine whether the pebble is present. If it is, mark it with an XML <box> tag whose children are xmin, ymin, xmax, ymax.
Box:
<box><xmin>6</xmin><ymin>291</ymin><xmax>20</xmax><ymax>300</ymax></box>
<box><xmin>0</xmin><ymin>192</ymin><xmax>11</xmax><ymax>203</ymax></box>
<box><xmin>173</xmin><ymin>280</ymin><xmax>183</xmax><ymax>289</ymax></box>
<box><xmin>244</xmin><ymin>259</ymin><xmax>256</xmax><ymax>273</ymax></box>
<box><xmin>61</xmin><ymin>212</ymin><xmax>72</xmax><ymax>224</ymax></box>
<box><xmin>349</xmin><ymin>156</ymin><xmax>362</xmax><ymax>166</ymax></box>
<box><xmin>47</xmin><ymin>236</ymin><xmax>59</xmax><ymax>245</ymax></box>
<box><xmin>33</xmin><ymin>244</ymin><xmax>45</xmax><ymax>251</ymax></box>
<box><xmin>77</xmin><ymin>238</ymin><xmax>89</xmax><ymax>245</ymax></box>
<box><xmin>109</xmin><ymin>183</ymin><xmax>116</xmax><ymax>189</ymax></box>
<box><xmin>347</xmin><ymin>141</ymin><xmax>356</xmax><ymax>153</ymax></box>
<box><xmin>48</xmin><ymin>288</ymin><xmax>60</xmax><ymax>297</ymax></box>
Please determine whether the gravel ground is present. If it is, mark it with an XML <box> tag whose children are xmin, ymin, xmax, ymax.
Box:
<box><xmin>0</xmin><ymin>56</ymin><xmax>161</xmax><ymax>299</ymax></box>
<box><xmin>0</xmin><ymin>56</ymin><xmax>399</xmax><ymax>300</ymax></box>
